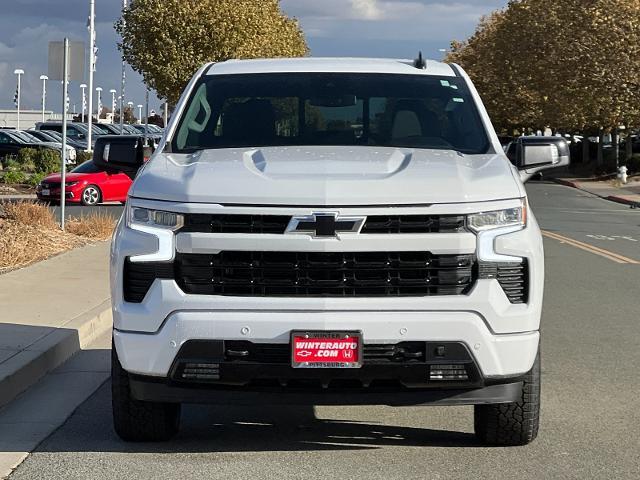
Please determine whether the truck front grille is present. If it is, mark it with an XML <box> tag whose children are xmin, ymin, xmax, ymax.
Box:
<box><xmin>174</xmin><ymin>251</ymin><xmax>475</xmax><ymax>297</ymax></box>
<box><xmin>180</xmin><ymin>214</ymin><xmax>466</xmax><ymax>234</ymax></box>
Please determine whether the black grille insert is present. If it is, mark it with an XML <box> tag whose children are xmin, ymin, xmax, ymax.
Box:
<box><xmin>123</xmin><ymin>259</ymin><xmax>174</xmax><ymax>303</ymax></box>
<box><xmin>180</xmin><ymin>214</ymin><xmax>467</xmax><ymax>234</ymax></box>
<box><xmin>181</xmin><ymin>214</ymin><xmax>291</xmax><ymax>234</ymax></box>
<box><xmin>175</xmin><ymin>251</ymin><xmax>475</xmax><ymax>297</ymax></box>
<box><xmin>478</xmin><ymin>261</ymin><xmax>528</xmax><ymax>304</ymax></box>
<box><xmin>361</xmin><ymin>215</ymin><xmax>465</xmax><ymax>234</ymax></box>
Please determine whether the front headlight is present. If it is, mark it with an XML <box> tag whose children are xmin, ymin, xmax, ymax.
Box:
<box><xmin>467</xmin><ymin>200</ymin><xmax>527</xmax><ymax>232</ymax></box>
<box><xmin>65</xmin><ymin>181</ymin><xmax>79</xmax><ymax>187</ymax></box>
<box><xmin>127</xmin><ymin>206</ymin><xmax>184</xmax><ymax>231</ymax></box>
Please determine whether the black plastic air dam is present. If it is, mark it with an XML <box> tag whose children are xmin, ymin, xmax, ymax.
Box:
<box><xmin>129</xmin><ymin>376</ymin><xmax>522</xmax><ymax>406</ymax></box>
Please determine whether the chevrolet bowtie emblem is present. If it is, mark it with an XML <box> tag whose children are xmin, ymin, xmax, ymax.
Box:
<box><xmin>286</xmin><ymin>213</ymin><xmax>366</xmax><ymax>237</ymax></box>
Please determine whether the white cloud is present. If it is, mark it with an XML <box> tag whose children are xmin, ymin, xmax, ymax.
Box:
<box><xmin>351</xmin><ymin>0</ymin><xmax>384</xmax><ymax>20</ymax></box>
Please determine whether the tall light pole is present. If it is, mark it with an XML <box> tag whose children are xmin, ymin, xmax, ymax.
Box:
<box><xmin>96</xmin><ymin>87</ymin><xmax>103</xmax><ymax>121</ymax></box>
<box><xmin>87</xmin><ymin>0</ymin><xmax>96</xmax><ymax>149</ymax></box>
<box><xmin>39</xmin><ymin>75</ymin><xmax>49</xmax><ymax>123</ymax></box>
<box><xmin>80</xmin><ymin>83</ymin><xmax>87</xmax><ymax>122</ymax></box>
<box><xmin>137</xmin><ymin>104</ymin><xmax>143</xmax><ymax>124</ymax></box>
<box><xmin>120</xmin><ymin>0</ymin><xmax>128</xmax><ymax>134</ymax></box>
<box><xmin>127</xmin><ymin>101</ymin><xmax>133</xmax><ymax>123</ymax></box>
<box><xmin>109</xmin><ymin>89</ymin><xmax>117</xmax><ymax>124</ymax></box>
<box><xmin>14</xmin><ymin>69</ymin><xmax>24</xmax><ymax>130</ymax></box>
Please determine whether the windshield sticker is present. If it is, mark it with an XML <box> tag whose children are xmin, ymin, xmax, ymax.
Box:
<box><xmin>440</xmin><ymin>80</ymin><xmax>450</xmax><ymax>87</ymax></box>
<box><xmin>453</xmin><ymin>97</ymin><xmax>465</xmax><ymax>103</ymax></box>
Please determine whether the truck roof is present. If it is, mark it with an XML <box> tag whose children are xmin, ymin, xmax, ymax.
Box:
<box><xmin>206</xmin><ymin>57</ymin><xmax>457</xmax><ymax>77</ymax></box>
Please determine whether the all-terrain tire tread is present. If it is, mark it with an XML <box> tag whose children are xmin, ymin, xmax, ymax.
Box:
<box><xmin>111</xmin><ymin>345</ymin><xmax>180</xmax><ymax>442</ymax></box>
<box><xmin>474</xmin><ymin>351</ymin><xmax>540</xmax><ymax>446</ymax></box>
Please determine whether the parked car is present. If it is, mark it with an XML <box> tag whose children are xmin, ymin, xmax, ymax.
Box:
<box><xmin>131</xmin><ymin>123</ymin><xmax>163</xmax><ymax>135</ymax></box>
<box><xmin>10</xmin><ymin>130</ymin><xmax>76</xmax><ymax>163</ymax></box>
<box><xmin>35</xmin><ymin>122</ymin><xmax>105</xmax><ymax>149</ymax></box>
<box><xmin>27</xmin><ymin>129</ymin><xmax>86</xmax><ymax>153</ymax></box>
<box><xmin>36</xmin><ymin>160</ymin><xmax>132</xmax><ymax>205</ymax></box>
<box><xmin>93</xmin><ymin>123</ymin><xmax>122</xmax><ymax>135</ymax></box>
<box><xmin>0</xmin><ymin>130</ymin><xmax>61</xmax><ymax>164</ymax></box>
<box><xmin>106</xmin><ymin>56</ymin><xmax>569</xmax><ymax>445</ymax></box>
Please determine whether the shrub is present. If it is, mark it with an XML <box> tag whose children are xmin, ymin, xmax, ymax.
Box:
<box><xmin>16</xmin><ymin>148</ymin><xmax>37</xmax><ymax>173</ymax></box>
<box><xmin>27</xmin><ymin>172</ymin><xmax>47</xmax><ymax>187</ymax></box>
<box><xmin>75</xmin><ymin>150</ymin><xmax>93</xmax><ymax>165</ymax></box>
<box><xmin>17</xmin><ymin>148</ymin><xmax>38</xmax><ymax>166</ymax></box>
<box><xmin>34</xmin><ymin>149</ymin><xmax>61</xmax><ymax>174</ymax></box>
<box><xmin>2</xmin><ymin>170</ymin><xmax>27</xmax><ymax>185</ymax></box>
<box><xmin>1</xmin><ymin>154</ymin><xmax>17</xmax><ymax>171</ymax></box>
<box><xmin>3</xmin><ymin>158</ymin><xmax>21</xmax><ymax>172</ymax></box>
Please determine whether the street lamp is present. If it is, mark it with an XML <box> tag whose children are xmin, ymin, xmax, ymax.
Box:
<box><xmin>80</xmin><ymin>84</ymin><xmax>87</xmax><ymax>122</ymax></box>
<box><xmin>127</xmin><ymin>101</ymin><xmax>134</xmax><ymax>123</ymax></box>
<box><xmin>109</xmin><ymin>89</ymin><xmax>117</xmax><ymax>123</ymax></box>
<box><xmin>14</xmin><ymin>69</ymin><xmax>24</xmax><ymax>130</ymax></box>
<box><xmin>96</xmin><ymin>87</ymin><xmax>103</xmax><ymax>120</ymax></box>
<box><xmin>39</xmin><ymin>75</ymin><xmax>49</xmax><ymax>123</ymax></box>
<box><xmin>137</xmin><ymin>104</ymin><xmax>143</xmax><ymax>124</ymax></box>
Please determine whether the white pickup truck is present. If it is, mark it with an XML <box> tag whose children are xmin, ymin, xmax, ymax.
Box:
<box><xmin>101</xmin><ymin>56</ymin><xmax>569</xmax><ymax>445</ymax></box>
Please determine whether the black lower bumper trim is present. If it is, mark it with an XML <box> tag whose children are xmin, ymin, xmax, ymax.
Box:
<box><xmin>129</xmin><ymin>376</ymin><xmax>522</xmax><ymax>406</ymax></box>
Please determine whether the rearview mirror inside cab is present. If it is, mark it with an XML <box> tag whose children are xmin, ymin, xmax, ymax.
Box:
<box><xmin>514</xmin><ymin>136</ymin><xmax>570</xmax><ymax>181</ymax></box>
<box><xmin>93</xmin><ymin>135</ymin><xmax>147</xmax><ymax>177</ymax></box>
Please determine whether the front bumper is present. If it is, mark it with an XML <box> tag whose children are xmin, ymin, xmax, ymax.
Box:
<box><xmin>111</xmin><ymin>198</ymin><xmax>544</xmax><ymax>384</ymax></box>
<box><xmin>113</xmin><ymin>310</ymin><xmax>540</xmax><ymax>379</ymax></box>
<box><xmin>36</xmin><ymin>185</ymin><xmax>83</xmax><ymax>203</ymax></box>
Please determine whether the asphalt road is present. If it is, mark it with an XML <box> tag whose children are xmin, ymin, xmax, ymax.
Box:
<box><xmin>49</xmin><ymin>204</ymin><xmax>124</xmax><ymax>220</ymax></box>
<box><xmin>8</xmin><ymin>182</ymin><xmax>640</xmax><ymax>480</ymax></box>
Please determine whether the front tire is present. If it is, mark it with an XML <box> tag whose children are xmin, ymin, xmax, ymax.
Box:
<box><xmin>111</xmin><ymin>344</ymin><xmax>181</xmax><ymax>442</ymax></box>
<box><xmin>80</xmin><ymin>184</ymin><xmax>101</xmax><ymax>206</ymax></box>
<box><xmin>474</xmin><ymin>351</ymin><xmax>541</xmax><ymax>446</ymax></box>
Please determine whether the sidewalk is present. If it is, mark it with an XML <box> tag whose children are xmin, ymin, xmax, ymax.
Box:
<box><xmin>0</xmin><ymin>241</ymin><xmax>112</xmax><ymax>409</ymax></box>
<box><xmin>553</xmin><ymin>176</ymin><xmax>640</xmax><ymax>207</ymax></box>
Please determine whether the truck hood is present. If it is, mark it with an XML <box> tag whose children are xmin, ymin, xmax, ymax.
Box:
<box><xmin>131</xmin><ymin>146</ymin><xmax>521</xmax><ymax>205</ymax></box>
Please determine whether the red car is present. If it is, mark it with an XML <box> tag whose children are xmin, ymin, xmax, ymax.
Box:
<box><xmin>36</xmin><ymin>161</ymin><xmax>132</xmax><ymax>205</ymax></box>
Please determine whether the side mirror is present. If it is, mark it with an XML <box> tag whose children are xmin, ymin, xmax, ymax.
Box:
<box><xmin>515</xmin><ymin>136</ymin><xmax>570</xmax><ymax>182</ymax></box>
<box><xmin>77</xmin><ymin>133</ymin><xmax>85</xmax><ymax>139</ymax></box>
<box><xmin>93</xmin><ymin>135</ymin><xmax>145</xmax><ymax>174</ymax></box>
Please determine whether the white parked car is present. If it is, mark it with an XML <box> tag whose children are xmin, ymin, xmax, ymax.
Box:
<box><xmin>12</xmin><ymin>130</ymin><xmax>76</xmax><ymax>163</ymax></box>
<box><xmin>105</xmin><ymin>56</ymin><xmax>569</xmax><ymax>445</ymax></box>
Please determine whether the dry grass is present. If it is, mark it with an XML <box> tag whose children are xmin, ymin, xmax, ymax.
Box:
<box><xmin>2</xmin><ymin>201</ymin><xmax>59</xmax><ymax>229</ymax></box>
<box><xmin>66</xmin><ymin>212</ymin><xmax>116</xmax><ymax>240</ymax></box>
<box><xmin>0</xmin><ymin>202</ymin><xmax>116</xmax><ymax>273</ymax></box>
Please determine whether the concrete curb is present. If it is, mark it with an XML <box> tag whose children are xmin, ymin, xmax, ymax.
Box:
<box><xmin>552</xmin><ymin>178</ymin><xmax>581</xmax><ymax>189</ymax></box>
<box><xmin>552</xmin><ymin>178</ymin><xmax>640</xmax><ymax>207</ymax></box>
<box><xmin>0</xmin><ymin>300</ymin><xmax>112</xmax><ymax>410</ymax></box>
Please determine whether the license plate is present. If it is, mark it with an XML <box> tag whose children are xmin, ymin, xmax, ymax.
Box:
<box><xmin>41</xmin><ymin>189</ymin><xmax>50</xmax><ymax>196</ymax></box>
<box><xmin>291</xmin><ymin>331</ymin><xmax>363</xmax><ymax>368</ymax></box>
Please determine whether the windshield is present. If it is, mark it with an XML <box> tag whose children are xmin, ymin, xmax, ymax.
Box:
<box><xmin>172</xmin><ymin>73</ymin><xmax>490</xmax><ymax>154</ymax></box>
<box><xmin>71</xmin><ymin>161</ymin><xmax>101</xmax><ymax>173</ymax></box>
<box><xmin>13</xmin><ymin>131</ymin><xmax>39</xmax><ymax>143</ymax></box>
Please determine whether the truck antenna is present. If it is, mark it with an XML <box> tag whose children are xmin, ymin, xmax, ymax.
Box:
<box><xmin>414</xmin><ymin>51</ymin><xmax>427</xmax><ymax>70</ymax></box>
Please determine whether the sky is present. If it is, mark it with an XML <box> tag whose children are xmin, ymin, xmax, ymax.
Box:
<box><xmin>0</xmin><ymin>0</ymin><xmax>506</xmax><ymax>114</ymax></box>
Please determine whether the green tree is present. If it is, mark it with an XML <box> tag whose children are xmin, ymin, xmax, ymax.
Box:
<box><xmin>116</xmin><ymin>0</ymin><xmax>308</xmax><ymax>105</ymax></box>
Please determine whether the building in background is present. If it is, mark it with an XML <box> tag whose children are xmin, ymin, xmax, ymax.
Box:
<box><xmin>0</xmin><ymin>110</ymin><xmax>73</xmax><ymax>130</ymax></box>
